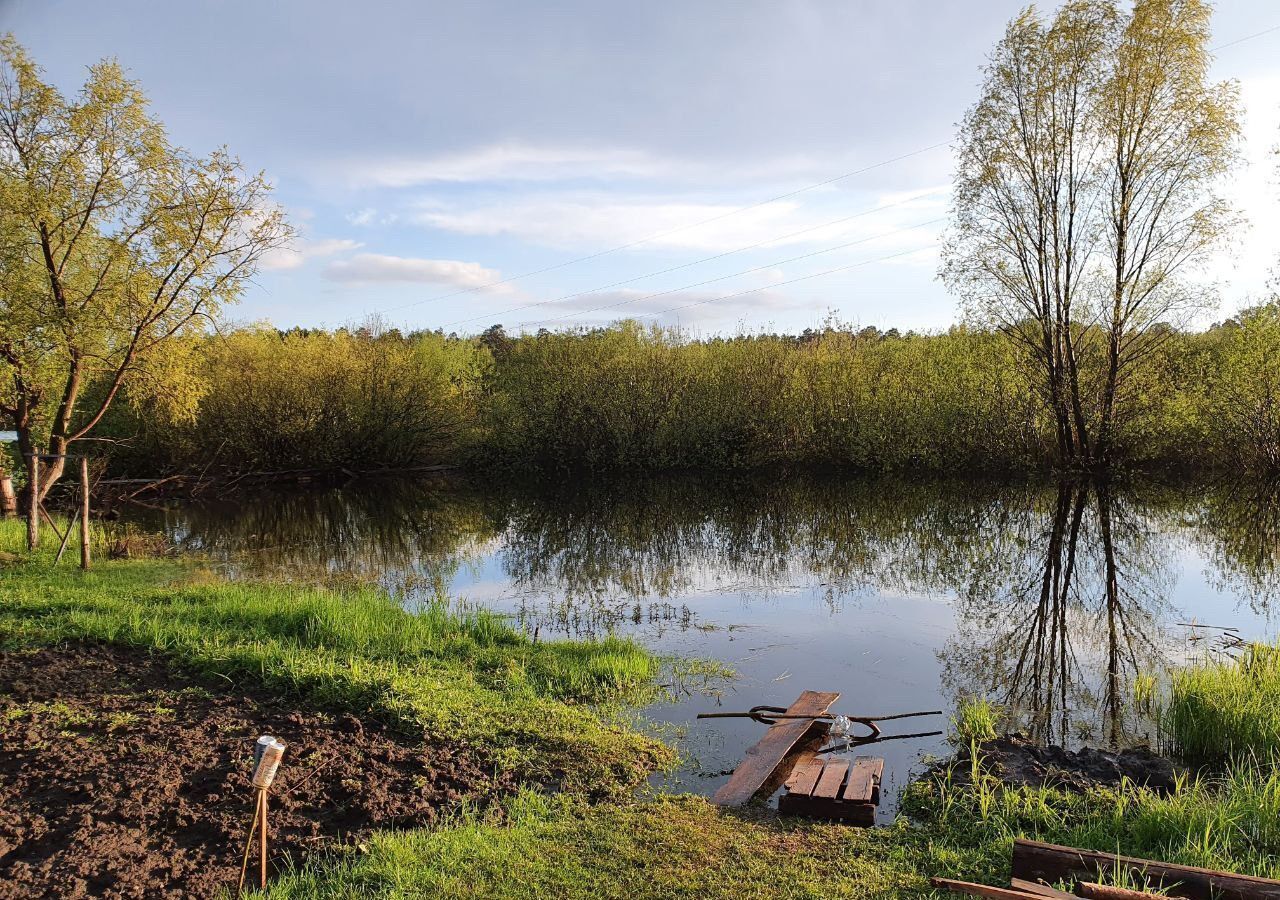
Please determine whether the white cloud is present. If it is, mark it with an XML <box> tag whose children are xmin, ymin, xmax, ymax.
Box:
<box><xmin>322</xmin><ymin>253</ymin><xmax>506</xmax><ymax>289</ymax></box>
<box><xmin>508</xmin><ymin>285</ymin><xmax>809</xmax><ymax>332</ymax></box>
<box><xmin>346</xmin><ymin>207</ymin><xmax>399</xmax><ymax>227</ymax></box>
<box><xmin>412</xmin><ymin>188</ymin><xmax>948</xmax><ymax>254</ymax></box>
<box><xmin>346</xmin><ymin>144</ymin><xmax>667</xmax><ymax>188</ymax></box>
<box><xmin>261</xmin><ymin>237</ymin><xmax>362</xmax><ymax>271</ymax></box>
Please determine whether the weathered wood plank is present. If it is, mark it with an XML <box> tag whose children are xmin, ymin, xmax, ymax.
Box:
<box><xmin>757</xmin><ymin>724</ymin><xmax>828</xmax><ymax>801</ymax></box>
<box><xmin>1009</xmin><ymin>878</ymin><xmax>1074</xmax><ymax>899</ymax></box>
<box><xmin>812</xmin><ymin>759</ymin><xmax>849</xmax><ymax>799</ymax></box>
<box><xmin>1012</xmin><ymin>839</ymin><xmax>1280</xmax><ymax>900</ymax></box>
<box><xmin>930</xmin><ymin>877</ymin><xmax>1047</xmax><ymax>899</ymax></box>
<box><xmin>783</xmin><ymin>758</ymin><xmax>825</xmax><ymax>796</ymax></box>
<box><xmin>711</xmin><ymin>690</ymin><xmax>839</xmax><ymax>807</ymax></box>
<box><xmin>1075</xmin><ymin>883</ymin><xmax>1163</xmax><ymax>899</ymax></box>
<box><xmin>843</xmin><ymin>756</ymin><xmax>883</xmax><ymax>803</ymax></box>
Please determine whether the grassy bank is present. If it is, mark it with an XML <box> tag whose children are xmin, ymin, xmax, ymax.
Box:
<box><xmin>0</xmin><ymin>520</ymin><xmax>672</xmax><ymax>791</ymax></box>
<box><xmin>5</xmin><ymin>525</ymin><xmax>1278</xmax><ymax>898</ymax></box>
<box><xmin>260</xmin><ymin>761</ymin><xmax>1280</xmax><ymax>899</ymax></box>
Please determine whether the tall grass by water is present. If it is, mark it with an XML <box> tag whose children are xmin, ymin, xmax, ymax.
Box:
<box><xmin>1163</xmin><ymin>643</ymin><xmax>1280</xmax><ymax>767</ymax></box>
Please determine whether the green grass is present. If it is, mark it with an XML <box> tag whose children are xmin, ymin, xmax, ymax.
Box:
<box><xmin>0</xmin><ymin>519</ymin><xmax>672</xmax><ymax>790</ymax></box>
<box><xmin>1163</xmin><ymin>643</ymin><xmax>1280</xmax><ymax>767</ymax></box>
<box><xmin>255</xmin><ymin>758</ymin><xmax>1280</xmax><ymax>899</ymax></box>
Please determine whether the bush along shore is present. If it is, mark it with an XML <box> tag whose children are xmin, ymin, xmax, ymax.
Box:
<box><xmin>4</xmin><ymin>520</ymin><xmax>1280</xmax><ymax>898</ymax></box>
<box><xmin>27</xmin><ymin>305</ymin><xmax>1280</xmax><ymax>486</ymax></box>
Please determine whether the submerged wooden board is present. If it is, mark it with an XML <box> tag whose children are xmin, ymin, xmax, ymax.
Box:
<box><xmin>1012</xmin><ymin>839</ymin><xmax>1280</xmax><ymax>900</ymax></box>
<box><xmin>711</xmin><ymin>690</ymin><xmax>839</xmax><ymax>807</ymax></box>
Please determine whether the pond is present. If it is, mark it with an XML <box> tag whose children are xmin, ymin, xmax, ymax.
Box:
<box><xmin>117</xmin><ymin>473</ymin><xmax>1280</xmax><ymax>819</ymax></box>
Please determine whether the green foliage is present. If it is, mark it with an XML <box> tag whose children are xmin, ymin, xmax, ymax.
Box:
<box><xmin>1163</xmin><ymin>642</ymin><xmax>1280</xmax><ymax>767</ymax></box>
<box><xmin>257</xmin><ymin>759</ymin><xmax>1280</xmax><ymax>899</ymax></box>
<box><xmin>951</xmin><ymin>698</ymin><xmax>1001</xmax><ymax>746</ymax></box>
<box><xmin>87</xmin><ymin>310</ymin><xmax>1280</xmax><ymax>477</ymax></box>
<box><xmin>163</xmin><ymin>325</ymin><xmax>485</xmax><ymax>471</ymax></box>
<box><xmin>0</xmin><ymin>35</ymin><xmax>289</xmax><ymax>492</ymax></box>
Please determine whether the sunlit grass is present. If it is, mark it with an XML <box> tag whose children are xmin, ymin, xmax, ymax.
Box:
<box><xmin>951</xmin><ymin>697</ymin><xmax>1001</xmax><ymax>745</ymax></box>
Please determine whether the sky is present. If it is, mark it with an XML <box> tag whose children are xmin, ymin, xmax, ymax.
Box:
<box><xmin>1</xmin><ymin>1</ymin><xmax>1278</xmax><ymax>336</ymax></box>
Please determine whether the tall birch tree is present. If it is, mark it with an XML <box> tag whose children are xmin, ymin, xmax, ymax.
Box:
<box><xmin>943</xmin><ymin>0</ymin><xmax>1239</xmax><ymax>469</ymax></box>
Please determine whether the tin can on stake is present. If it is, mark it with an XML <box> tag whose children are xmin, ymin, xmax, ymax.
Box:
<box><xmin>252</xmin><ymin>739</ymin><xmax>286</xmax><ymax>790</ymax></box>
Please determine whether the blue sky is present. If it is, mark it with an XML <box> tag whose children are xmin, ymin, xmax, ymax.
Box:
<box><xmin>2</xmin><ymin>1</ymin><xmax>1278</xmax><ymax>335</ymax></box>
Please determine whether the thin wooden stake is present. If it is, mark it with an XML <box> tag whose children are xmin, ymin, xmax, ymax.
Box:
<box><xmin>260</xmin><ymin>788</ymin><xmax>268</xmax><ymax>890</ymax></box>
<box><xmin>54</xmin><ymin>509</ymin><xmax>80</xmax><ymax>565</ymax></box>
<box><xmin>80</xmin><ymin>457</ymin><xmax>91</xmax><ymax>570</ymax></box>
<box><xmin>26</xmin><ymin>453</ymin><xmax>38</xmax><ymax>550</ymax></box>
<box><xmin>237</xmin><ymin>790</ymin><xmax>262</xmax><ymax>897</ymax></box>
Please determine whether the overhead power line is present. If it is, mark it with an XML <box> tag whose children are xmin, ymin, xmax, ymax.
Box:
<box><xmin>508</xmin><ymin>221</ymin><xmax>942</xmax><ymax>329</ymax></box>
<box><xmin>522</xmin><ymin>243</ymin><xmax>939</xmax><ymax>329</ymax></box>
<box><xmin>378</xmin><ymin>140</ymin><xmax>953</xmax><ymax>313</ymax></box>
<box><xmin>440</xmin><ymin>216</ymin><xmax>945</xmax><ymax>329</ymax></box>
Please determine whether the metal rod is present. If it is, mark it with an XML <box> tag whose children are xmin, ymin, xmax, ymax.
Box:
<box><xmin>817</xmin><ymin>729</ymin><xmax>944</xmax><ymax>754</ymax></box>
<box><xmin>697</xmin><ymin>708</ymin><xmax>941</xmax><ymax>722</ymax></box>
<box><xmin>237</xmin><ymin>790</ymin><xmax>262</xmax><ymax>897</ymax></box>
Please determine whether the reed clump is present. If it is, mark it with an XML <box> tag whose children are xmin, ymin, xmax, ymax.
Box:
<box><xmin>1163</xmin><ymin>643</ymin><xmax>1280</xmax><ymax>768</ymax></box>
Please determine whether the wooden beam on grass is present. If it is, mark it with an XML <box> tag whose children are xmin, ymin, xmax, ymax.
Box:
<box><xmin>1012</xmin><ymin>839</ymin><xmax>1280</xmax><ymax>900</ymax></box>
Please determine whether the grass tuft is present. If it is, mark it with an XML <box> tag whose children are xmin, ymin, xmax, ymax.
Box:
<box><xmin>1162</xmin><ymin>643</ymin><xmax>1280</xmax><ymax>768</ymax></box>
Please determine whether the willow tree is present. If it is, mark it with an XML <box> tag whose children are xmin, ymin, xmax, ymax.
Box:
<box><xmin>942</xmin><ymin>0</ymin><xmax>1239</xmax><ymax>469</ymax></box>
<box><xmin>0</xmin><ymin>36</ymin><xmax>290</xmax><ymax>498</ymax></box>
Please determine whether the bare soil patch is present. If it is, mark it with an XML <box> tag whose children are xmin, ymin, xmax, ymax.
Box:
<box><xmin>0</xmin><ymin>643</ymin><xmax>513</xmax><ymax>898</ymax></box>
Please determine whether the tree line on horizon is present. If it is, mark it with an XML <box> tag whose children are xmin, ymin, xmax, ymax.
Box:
<box><xmin>3</xmin><ymin>0</ymin><xmax>1280</xmax><ymax>495</ymax></box>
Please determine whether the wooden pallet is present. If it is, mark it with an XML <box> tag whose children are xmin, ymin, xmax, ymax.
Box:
<box><xmin>777</xmin><ymin>755</ymin><xmax>883</xmax><ymax>825</ymax></box>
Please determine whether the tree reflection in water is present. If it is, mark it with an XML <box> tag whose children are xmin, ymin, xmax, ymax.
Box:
<box><xmin>120</xmin><ymin>472</ymin><xmax>1278</xmax><ymax>744</ymax></box>
<box><xmin>939</xmin><ymin>480</ymin><xmax>1177</xmax><ymax>747</ymax></box>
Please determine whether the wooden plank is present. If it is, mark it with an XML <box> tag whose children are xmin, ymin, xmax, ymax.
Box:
<box><xmin>843</xmin><ymin>756</ymin><xmax>883</xmax><ymax>804</ymax></box>
<box><xmin>1012</xmin><ymin>839</ymin><xmax>1280</xmax><ymax>900</ymax></box>
<box><xmin>1075</xmin><ymin>883</ymin><xmax>1163</xmax><ymax>899</ymax></box>
<box><xmin>1009</xmin><ymin>878</ymin><xmax>1074</xmax><ymax>899</ymax></box>
<box><xmin>812</xmin><ymin>758</ymin><xmax>849</xmax><ymax>799</ymax></box>
<box><xmin>930</xmin><ymin>878</ymin><xmax>1047</xmax><ymax>899</ymax></box>
<box><xmin>711</xmin><ymin>690</ymin><xmax>839</xmax><ymax>807</ymax></box>
<box><xmin>778</xmin><ymin>791</ymin><xmax>875</xmax><ymax>825</ymax></box>
<box><xmin>783</xmin><ymin>758</ymin><xmax>825</xmax><ymax>796</ymax></box>
<box><xmin>757</xmin><ymin>723</ymin><xmax>828</xmax><ymax>800</ymax></box>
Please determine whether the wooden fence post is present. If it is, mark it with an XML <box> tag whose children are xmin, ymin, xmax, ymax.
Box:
<box><xmin>80</xmin><ymin>457</ymin><xmax>91</xmax><ymax>570</ymax></box>
<box><xmin>27</xmin><ymin>452</ymin><xmax>39</xmax><ymax>551</ymax></box>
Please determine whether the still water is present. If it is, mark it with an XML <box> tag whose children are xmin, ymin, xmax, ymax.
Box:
<box><xmin>119</xmin><ymin>474</ymin><xmax>1279</xmax><ymax>816</ymax></box>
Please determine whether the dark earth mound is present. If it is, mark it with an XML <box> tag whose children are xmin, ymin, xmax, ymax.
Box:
<box><xmin>951</xmin><ymin>733</ymin><xmax>1181</xmax><ymax>793</ymax></box>
<box><xmin>0</xmin><ymin>643</ymin><xmax>514</xmax><ymax>899</ymax></box>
